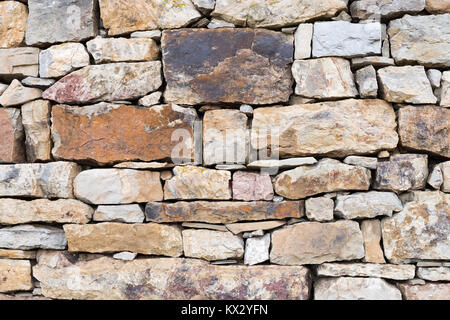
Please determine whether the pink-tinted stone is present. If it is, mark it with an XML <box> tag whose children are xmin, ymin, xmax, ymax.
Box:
<box><xmin>232</xmin><ymin>171</ymin><xmax>274</xmax><ymax>201</ymax></box>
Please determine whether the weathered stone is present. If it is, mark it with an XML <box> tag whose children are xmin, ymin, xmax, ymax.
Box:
<box><xmin>378</xmin><ymin>66</ymin><xmax>437</xmax><ymax>104</ymax></box>
<box><xmin>398</xmin><ymin>106</ymin><xmax>449</xmax><ymax>157</ymax></box>
<box><xmin>292</xmin><ymin>58</ymin><xmax>358</xmax><ymax>99</ymax></box>
<box><xmin>212</xmin><ymin>0</ymin><xmax>347</xmax><ymax>28</ymax></box>
<box><xmin>93</xmin><ymin>205</ymin><xmax>145</xmax><ymax>223</ymax></box>
<box><xmin>0</xmin><ymin>162</ymin><xmax>81</xmax><ymax>198</ymax></box>
<box><xmin>226</xmin><ymin>221</ymin><xmax>285</xmax><ymax>235</ymax></box>
<box><xmin>375</xmin><ymin>154</ymin><xmax>428</xmax><ymax>192</ymax></box>
<box><xmin>74</xmin><ymin>169</ymin><xmax>163</xmax><ymax>205</ymax></box>
<box><xmin>39</xmin><ymin>43</ymin><xmax>90</xmax><ymax>79</ymax></box>
<box><xmin>417</xmin><ymin>267</ymin><xmax>450</xmax><ymax>281</ymax></box>
<box><xmin>87</xmin><ymin>37</ymin><xmax>159</xmax><ymax>64</ymax></box>
<box><xmin>427</xmin><ymin>69</ymin><xmax>442</xmax><ymax>89</ymax></box>
<box><xmin>207</xmin><ymin>19</ymin><xmax>235</xmax><ymax>29</ymax></box>
<box><xmin>244</xmin><ymin>234</ymin><xmax>270</xmax><ymax>266</ymax></box>
<box><xmin>26</xmin><ymin>0</ymin><xmax>98</xmax><ymax>46</ymax></box>
<box><xmin>182</xmin><ymin>222</ymin><xmax>227</xmax><ymax>232</ymax></box>
<box><xmin>0</xmin><ymin>259</ymin><xmax>32</xmax><ymax>293</ymax></box>
<box><xmin>51</xmin><ymin>103</ymin><xmax>196</xmax><ymax>164</ymax></box>
<box><xmin>0</xmin><ymin>108</ymin><xmax>24</xmax><ymax>163</ymax></box>
<box><xmin>146</xmin><ymin>201</ymin><xmax>303</xmax><ymax>224</ymax></box>
<box><xmin>274</xmin><ymin>159</ymin><xmax>371</xmax><ymax>200</ymax></box>
<box><xmin>232</xmin><ymin>171</ymin><xmax>273</xmax><ymax>201</ymax></box>
<box><xmin>0</xmin><ymin>293</ymin><xmax>49</xmax><ymax>300</ymax></box>
<box><xmin>312</xmin><ymin>21</ymin><xmax>382</xmax><ymax>58</ymax></box>
<box><xmin>251</xmin><ymin>99</ymin><xmax>398</xmax><ymax>158</ymax></box>
<box><xmin>351</xmin><ymin>56</ymin><xmax>395</xmax><ymax>69</ymax></box>
<box><xmin>33</xmin><ymin>251</ymin><xmax>311</xmax><ymax>300</ymax></box>
<box><xmin>164</xmin><ymin>166</ymin><xmax>231</xmax><ymax>200</ymax></box>
<box><xmin>428</xmin><ymin>164</ymin><xmax>444</xmax><ymax>190</ymax></box>
<box><xmin>114</xmin><ymin>162</ymin><xmax>174</xmax><ymax>170</ymax></box>
<box><xmin>315</xmin><ymin>277</ymin><xmax>402</xmax><ymax>300</ymax></box>
<box><xmin>317</xmin><ymin>263</ymin><xmax>415</xmax><ymax>280</ymax></box>
<box><xmin>0</xmin><ymin>225</ymin><xmax>66</xmax><ymax>250</ymax></box>
<box><xmin>138</xmin><ymin>92</ymin><xmax>162</xmax><ymax>107</ymax></box>
<box><xmin>0</xmin><ymin>79</ymin><xmax>42</xmax><ymax>107</ymax></box>
<box><xmin>442</xmin><ymin>162</ymin><xmax>450</xmax><ymax>192</ymax></box>
<box><xmin>0</xmin><ymin>199</ymin><xmax>93</xmax><ymax>225</ymax></box>
<box><xmin>305</xmin><ymin>197</ymin><xmax>334</xmax><ymax>222</ymax></box>
<box><xmin>441</xmin><ymin>71</ymin><xmax>450</xmax><ymax>107</ymax></box>
<box><xmin>356</xmin><ymin>65</ymin><xmax>378</xmax><ymax>98</ymax></box>
<box><xmin>270</xmin><ymin>221</ymin><xmax>364</xmax><ymax>265</ymax></box>
<box><xmin>192</xmin><ymin>0</ymin><xmax>216</xmax><ymax>14</ymax></box>
<box><xmin>113</xmin><ymin>252</ymin><xmax>137</xmax><ymax>261</ymax></box>
<box><xmin>0</xmin><ymin>83</ymin><xmax>7</xmax><ymax>95</ymax></box>
<box><xmin>21</xmin><ymin>100</ymin><xmax>51</xmax><ymax>162</ymax></box>
<box><xmin>388</xmin><ymin>14</ymin><xmax>450</xmax><ymax>68</ymax></box>
<box><xmin>161</xmin><ymin>171</ymin><xmax>173</xmax><ymax>181</ymax></box>
<box><xmin>203</xmin><ymin>109</ymin><xmax>248</xmax><ymax>165</ymax></box>
<box><xmin>382</xmin><ymin>191</ymin><xmax>450</xmax><ymax>263</ymax></box>
<box><xmin>294</xmin><ymin>24</ymin><xmax>313</xmax><ymax>59</ymax></box>
<box><xmin>344</xmin><ymin>156</ymin><xmax>378</xmax><ymax>170</ymax></box>
<box><xmin>162</xmin><ymin>28</ymin><xmax>293</xmax><ymax>105</ymax></box>
<box><xmin>21</xmin><ymin>77</ymin><xmax>55</xmax><ymax>89</ymax></box>
<box><xmin>398</xmin><ymin>283</ymin><xmax>450</xmax><ymax>300</ymax></box>
<box><xmin>43</xmin><ymin>62</ymin><xmax>162</xmax><ymax>104</ymax></box>
<box><xmin>350</xmin><ymin>0</ymin><xmax>425</xmax><ymax>20</ymax></box>
<box><xmin>0</xmin><ymin>249</ymin><xmax>36</xmax><ymax>260</ymax></box>
<box><xmin>0</xmin><ymin>1</ymin><xmax>27</xmax><ymax>48</ymax></box>
<box><xmin>361</xmin><ymin>219</ymin><xmax>386</xmax><ymax>263</ymax></box>
<box><xmin>426</xmin><ymin>0</ymin><xmax>450</xmax><ymax>13</ymax></box>
<box><xmin>248</xmin><ymin>158</ymin><xmax>317</xmax><ymax>170</ymax></box>
<box><xmin>99</xmin><ymin>0</ymin><xmax>201</xmax><ymax>36</ymax></box>
<box><xmin>0</xmin><ymin>47</ymin><xmax>39</xmax><ymax>79</ymax></box>
<box><xmin>130</xmin><ymin>30</ymin><xmax>162</xmax><ymax>40</ymax></box>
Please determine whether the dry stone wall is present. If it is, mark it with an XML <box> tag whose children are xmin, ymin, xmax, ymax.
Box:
<box><xmin>0</xmin><ymin>0</ymin><xmax>449</xmax><ymax>300</ymax></box>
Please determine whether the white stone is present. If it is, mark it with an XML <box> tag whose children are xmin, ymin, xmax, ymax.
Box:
<box><xmin>244</xmin><ymin>234</ymin><xmax>270</xmax><ymax>266</ymax></box>
<box><xmin>93</xmin><ymin>205</ymin><xmax>145</xmax><ymax>223</ymax></box>
<box><xmin>130</xmin><ymin>30</ymin><xmax>162</xmax><ymax>41</ymax></box>
<box><xmin>294</xmin><ymin>24</ymin><xmax>313</xmax><ymax>60</ymax></box>
<box><xmin>344</xmin><ymin>156</ymin><xmax>378</xmax><ymax>169</ymax></box>
<box><xmin>39</xmin><ymin>43</ymin><xmax>90</xmax><ymax>78</ymax></box>
<box><xmin>0</xmin><ymin>79</ymin><xmax>42</xmax><ymax>107</ymax></box>
<box><xmin>427</xmin><ymin>69</ymin><xmax>442</xmax><ymax>89</ymax></box>
<box><xmin>247</xmin><ymin>158</ymin><xmax>317</xmax><ymax>169</ymax></box>
<box><xmin>417</xmin><ymin>267</ymin><xmax>450</xmax><ymax>281</ymax></box>
<box><xmin>138</xmin><ymin>92</ymin><xmax>162</xmax><ymax>107</ymax></box>
<box><xmin>113</xmin><ymin>252</ymin><xmax>137</xmax><ymax>261</ymax></box>
<box><xmin>0</xmin><ymin>225</ymin><xmax>66</xmax><ymax>250</ymax></box>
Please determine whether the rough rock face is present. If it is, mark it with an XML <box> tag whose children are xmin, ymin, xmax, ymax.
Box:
<box><xmin>73</xmin><ymin>169</ymin><xmax>163</xmax><ymax>204</ymax></box>
<box><xmin>350</xmin><ymin>0</ymin><xmax>425</xmax><ymax>20</ymax></box>
<box><xmin>0</xmin><ymin>47</ymin><xmax>39</xmax><ymax>79</ymax></box>
<box><xmin>162</xmin><ymin>28</ymin><xmax>293</xmax><ymax>105</ymax></box>
<box><xmin>146</xmin><ymin>201</ymin><xmax>303</xmax><ymax>224</ymax></box>
<box><xmin>442</xmin><ymin>71</ymin><xmax>450</xmax><ymax>107</ymax></box>
<box><xmin>305</xmin><ymin>197</ymin><xmax>334</xmax><ymax>222</ymax></box>
<box><xmin>0</xmin><ymin>108</ymin><xmax>25</xmax><ymax>163</ymax></box>
<box><xmin>398</xmin><ymin>283</ymin><xmax>450</xmax><ymax>300</ymax></box>
<box><xmin>294</xmin><ymin>24</ymin><xmax>313</xmax><ymax>59</ymax></box>
<box><xmin>426</xmin><ymin>0</ymin><xmax>450</xmax><ymax>13</ymax></box>
<box><xmin>212</xmin><ymin>0</ymin><xmax>347</xmax><ymax>28</ymax></box>
<box><xmin>361</xmin><ymin>219</ymin><xmax>386</xmax><ymax>263</ymax></box>
<box><xmin>398</xmin><ymin>106</ymin><xmax>449</xmax><ymax>158</ymax></box>
<box><xmin>39</xmin><ymin>43</ymin><xmax>90</xmax><ymax>78</ymax></box>
<box><xmin>244</xmin><ymin>234</ymin><xmax>270</xmax><ymax>266</ymax></box>
<box><xmin>99</xmin><ymin>0</ymin><xmax>201</xmax><ymax>36</ymax></box>
<box><xmin>0</xmin><ymin>225</ymin><xmax>66</xmax><ymax>250</ymax></box>
<box><xmin>33</xmin><ymin>251</ymin><xmax>311</xmax><ymax>300</ymax></box>
<box><xmin>382</xmin><ymin>191</ymin><xmax>450</xmax><ymax>263</ymax></box>
<box><xmin>0</xmin><ymin>79</ymin><xmax>42</xmax><ymax>107</ymax></box>
<box><xmin>26</xmin><ymin>0</ymin><xmax>98</xmax><ymax>46</ymax></box>
<box><xmin>0</xmin><ymin>1</ymin><xmax>28</xmax><ymax>48</ymax></box>
<box><xmin>356</xmin><ymin>65</ymin><xmax>378</xmax><ymax>98</ymax></box>
<box><xmin>273</xmin><ymin>159</ymin><xmax>371</xmax><ymax>200</ymax></box>
<box><xmin>51</xmin><ymin>103</ymin><xmax>197</xmax><ymax>164</ymax></box>
<box><xmin>43</xmin><ymin>62</ymin><xmax>162</xmax><ymax>104</ymax></box>
<box><xmin>232</xmin><ymin>171</ymin><xmax>273</xmax><ymax>201</ymax></box>
<box><xmin>443</xmin><ymin>162</ymin><xmax>450</xmax><ymax>192</ymax></box>
<box><xmin>314</xmin><ymin>277</ymin><xmax>402</xmax><ymax>300</ymax></box>
<box><xmin>270</xmin><ymin>221</ymin><xmax>364</xmax><ymax>265</ymax></box>
<box><xmin>93</xmin><ymin>205</ymin><xmax>145</xmax><ymax>224</ymax></box>
<box><xmin>64</xmin><ymin>223</ymin><xmax>182</xmax><ymax>256</ymax></box>
<box><xmin>417</xmin><ymin>267</ymin><xmax>450</xmax><ymax>281</ymax></box>
<box><xmin>0</xmin><ymin>259</ymin><xmax>32</xmax><ymax>293</ymax></box>
<box><xmin>317</xmin><ymin>263</ymin><xmax>416</xmax><ymax>280</ymax></box>
<box><xmin>388</xmin><ymin>14</ymin><xmax>450</xmax><ymax>67</ymax></box>
<box><xmin>251</xmin><ymin>99</ymin><xmax>398</xmax><ymax>158</ymax></box>
<box><xmin>226</xmin><ymin>221</ymin><xmax>285</xmax><ymax>234</ymax></box>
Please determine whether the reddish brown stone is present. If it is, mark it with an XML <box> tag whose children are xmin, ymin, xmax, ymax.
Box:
<box><xmin>0</xmin><ymin>108</ymin><xmax>25</xmax><ymax>163</ymax></box>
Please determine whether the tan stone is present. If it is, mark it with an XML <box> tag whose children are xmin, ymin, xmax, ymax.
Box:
<box><xmin>0</xmin><ymin>47</ymin><xmax>39</xmax><ymax>79</ymax></box>
<box><xmin>442</xmin><ymin>161</ymin><xmax>450</xmax><ymax>192</ymax></box>
<box><xmin>0</xmin><ymin>259</ymin><xmax>32</xmax><ymax>293</ymax></box>
<box><xmin>361</xmin><ymin>219</ymin><xmax>386</xmax><ymax>263</ymax></box>
<box><xmin>0</xmin><ymin>249</ymin><xmax>36</xmax><ymax>260</ymax></box>
<box><xmin>21</xmin><ymin>100</ymin><xmax>51</xmax><ymax>162</ymax></box>
<box><xmin>398</xmin><ymin>283</ymin><xmax>450</xmax><ymax>300</ymax></box>
<box><xmin>441</xmin><ymin>71</ymin><xmax>450</xmax><ymax>107</ymax></box>
<box><xmin>39</xmin><ymin>43</ymin><xmax>90</xmax><ymax>78</ymax></box>
<box><xmin>317</xmin><ymin>263</ymin><xmax>415</xmax><ymax>280</ymax></box>
<box><xmin>425</xmin><ymin>0</ymin><xmax>450</xmax><ymax>14</ymax></box>
<box><xmin>225</xmin><ymin>221</ymin><xmax>285</xmax><ymax>235</ymax></box>
<box><xmin>0</xmin><ymin>1</ymin><xmax>27</xmax><ymax>48</ymax></box>
<box><xmin>0</xmin><ymin>79</ymin><xmax>42</xmax><ymax>107</ymax></box>
<box><xmin>305</xmin><ymin>197</ymin><xmax>334</xmax><ymax>222</ymax></box>
<box><xmin>0</xmin><ymin>108</ymin><xmax>25</xmax><ymax>163</ymax></box>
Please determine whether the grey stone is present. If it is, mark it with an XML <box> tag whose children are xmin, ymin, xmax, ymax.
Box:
<box><xmin>93</xmin><ymin>205</ymin><xmax>145</xmax><ymax>223</ymax></box>
<box><xmin>344</xmin><ymin>156</ymin><xmax>378</xmax><ymax>169</ymax></box>
<box><xmin>0</xmin><ymin>47</ymin><xmax>40</xmax><ymax>79</ymax></box>
<box><xmin>39</xmin><ymin>43</ymin><xmax>90</xmax><ymax>78</ymax></box>
<box><xmin>0</xmin><ymin>225</ymin><xmax>66</xmax><ymax>250</ymax></box>
<box><xmin>350</xmin><ymin>0</ymin><xmax>425</xmax><ymax>20</ymax></box>
<box><xmin>356</xmin><ymin>65</ymin><xmax>378</xmax><ymax>98</ymax></box>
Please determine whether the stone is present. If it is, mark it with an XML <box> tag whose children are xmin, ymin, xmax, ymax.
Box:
<box><xmin>146</xmin><ymin>201</ymin><xmax>303</xmax><ymax>224</ymax></box>
<box><xmin>114</xmin><ymin>162</ymin><xmax>174</xmax><ymax>170</ymax></box>
<box><xmin>335</xmin><ymin>191</ymin><xmax>402</xmax><ymax>219</ymax></box>
<box><xmin>93</xmin><ymin>205</ymin><xmax>145</xmax><ymax>224</ymax></box>
<box><xmin>43</xmin><ymin>62</ymin><xmax>162</xmax><ymax>104</ymax></box>
<box><xmin>441</xmin><ymin>71</ymin><xmax>450</xmax><ymax>107</ymax></box>
<box><xmin>113</xmin><ymin>252</ymin><xmax>137</xmax><ymax>261</ymax></box>
<box><xmin>314</xmin><ymin>277</ymin><xmax>402</xmax><ymax>300</ymax></box>
<box><xmin>212</xmin><ymin>0</ymin><xmax>347</xmax><ymax>28</ymax></box>
<box><xmin>207</xmin><ymin>19</ymin><xmax>235</xmax><ymax>29</ymax></box>
<box><xmin>428</xmin><ymin>164</ymin><xmax>444</xmax><ymax>189</ymax></box>
<box><xmin>130</xmin><ymin>30</ymin><xmax>162</xmax><ymax>40</ymax></box>
<box><xmin>312</xmin><ymin>21</ymin><xmax>382</xmax><ymax>58</ymax></box>
<box><xmin>0</xmin><ymin>47</ymin><xmax>39</xmax><ymax>79</ymax></box>
<box><xmin>182</xmin><ymin>223</ymin><xmax>228</xmax><ymax>232</ymax></box>
<box><xmin>192</xmin><ymin>0</ymin><xmax>216</xmax><ymax>14</ymax></box>
<box><xmin>203</xmin><ymin>109</ymin><xmax>248</xmax><ymax>165</ymax></box>
<box><xmin>0</xmin><ymin>108</ymin><xmax>25</xmax><ymax>163</ymax></box>
<box><xmin>99</xmin><ymin>0</ymin><xmax>201</xmax><ymax>36</ymax></box>
<box><xmin>248</xmin><ymin>158</ymin><xmax>317</xmax><ymax>170</ymax></box>
<box><xmin>427</xmin><ymin>69</ymin><xmax>442</xmax><ymax>89</ymax></box>
<box><xmin>74</xmin><ymin>169</ymin><xmax>163</xmax><ymax>205</ymax></box>
<box><xmin>51</xmin><ymin>103</ymin><xmax>196</xmax><ymax>164</ymax></box>
<box><xmin>426</xmin><ymin>0</ymin><xmax>450</xmax><ymax>13</ymax></box>
<box><xmin>0</xmin><ymin>259</ymin><xmax>32</xmax><ymax>293</ymax></box>
<box><xmin>26</xmin><ymin>0</ymin><xmax>98</xmax><ymax>46</ymax></box>
<box><xmin>294</xmin><ymin>24</ymin><xmax>313</xmax><ymax>59</ymax></box>
<box><xmin>361</xmin><ymin>220</ymin><xmax>386</xmax><ymax>263</ymax></box>
<box><xmin>215</xmin><ymin>164</ymin><xmax>247</xmax><ymax>171</ymax></box>
<box><xmin>33</xmin><ymin>251</ymin><xmax>311</xmax><ymax>300</ymax></box>
<box><xmin>270</xmin><ymin>221</ymin><xmax>364</xmax><ymax>265</ymax></box>
<box><xmin>274</xmin><ymin>159</ymin><xmax>371</xmax><ymax>200</ymax></box>
<box><xmin>251</xmin><ymin>99</ymin><xmax>398</xmax><ymax>158</ymax></box>
<box><xmin>226</xmin><ymin>221</ymin><xmax>285</xmax><ymax>235</ymax></box>
<box><xmin>350</xmin><ymin>0</ymin><xmax>425</xmax><ymax>20</ymax></box>
<box><xmin>0</xmin><ymin>162</ymin><xmax>81</xmax><ymax>198</ymax></box>
<box><xmin>382</xmin><ymin>191</ymin><xmax>450</xmax><ymax>263</ymax></box>
<box><xmin>0</xmin><ymin>79</ymin><xmax>42</xmax><ymax>107</ymax></box>
<box><xmin>21</xmin><ymin>100</ymin><xmax>51</xmax><ymax>162</ymax></box>
<box><xmin>351</xmin><ymin>56</ymin><xmax>395</xmax><ymax>69</ymax></box>
<box><xmin>317</xmin><ymin>263</ymin><xmax>416</xmax><ymax>280</ymax></box>
<box><xmin>0</xmin><ymin>249</ymin><xmax>36</xmax><ymax>260</ymax></box>
<box><xmin>292</xmin><ymin>58</ymin><xmax>358</xmax><ymax>99</ymax></box>
<box><xmin>0</xmin><ymin>83</ymin><xmax>7</xmax><ymax>95</ymax></box>
<box><xmin>0</xmin><ymin>1</ymin><xmax>27</xmax><ymax>48</ymax></box>
<box><xmin>39</xmin><ymin>43</ymin><xmax>90</xmax><ymax>78</ymax></box>
<box><xmin>443</xmin><ymin>162</ymin><xmax>450</xmax><ymax>192</ymax></box>
<box><xmin>138</xmin><ymin>92</ymin><xmax>162</xmax><ymax>107</ymax></box>
<box><xmin>398</xmin><ymin>283</ymin><xmax>450</xmax><ymax>300</ymax></box>
<box><xmin>356</xmin><ymin>65</ymin><xmax>378</xmax><ymax>98</ymax></box>
<box><xmin>344</xmin><ymin>156</ymin><xmax>378</xmax><ymax>170</ymax></box>
<box><xmin>164</xmin><ymin>166</ymin><xmax>231</xmax><ymax>200</ymax></box>
<box><xmin>378</xmin><ymin>66</ymin><xmax>437</xmax><ymax>104</ymax></box>
<box><xmin>375</xmin><ymin>154</ymin><xmax>428</xmax><ymax>192</ymax></box>
<box><xmin>388</xmin><ymin>14</ymin><xmax>450</xmax><ymax>68</ymax></box>
<box><xmin>0</xmin><ymin>225</ymin><xmax>66</xmax><ymax>250</ymax></box>
<box><xmin>22</xmin><ymin>77</ymin><xmax>55</xmax><ymax>89</ymax></box>
<box><xmin>162</xmin><ymin>28</ymin><xmax>293</xmax><ymax>105</ymax></box>
<box><xmin>243</xmin><ymin>230</ymin><xmax>264</xmax><ymax>238</ymax></box>
<box><xmin>87</xmin><ymin>37</ymin><xmax>159</xmax><ymax>64</ymax></box>
<box><xmin>244</xmin><ymin>234</ymin><xmax>270</xmax><ymax>266</ymax></box>
<box><xmin>398</xmin><ymin>106</ymin><xmax>449</xmax><ymax>157</ymax></box>
<box><xmin>417</xmin><ymin>267</ymin><xmax>450</xmax><ymax>282</ymax></box>
<box><xmin>183</xmin><ymin>229</ymin><xmax>243</xmax><ymax>261</ymax></box>
<box><xmin>0</xmin><ymin>199</ymin><xmax>93</xmax><ymax>225</ymax></box>
<box><xmin>305</xmin><ymin>197</ymin><xmax>334</xmax><ymax>222</ymax></box>
<box><xmin>232</xmin><ymin>171</ymin><xmax>273</xmax><ymax>201</ymax></box>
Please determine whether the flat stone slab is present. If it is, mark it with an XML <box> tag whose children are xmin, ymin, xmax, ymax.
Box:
<box><xmin>317</xmin><ymin>263</ymin><xmax>416</xmax><ymax>280</ymax></box>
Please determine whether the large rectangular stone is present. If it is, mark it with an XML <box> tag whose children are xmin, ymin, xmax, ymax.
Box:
<box><xmin>0</xmin><ymin>47</ymin><xmax>39</xmax><ymax>79</ymax></box>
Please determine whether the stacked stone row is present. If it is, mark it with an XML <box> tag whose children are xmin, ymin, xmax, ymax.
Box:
<box><xmin>0</xmin><ymin>0</ymin><xmax>449</xmax><ymax>300</ymax></box>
